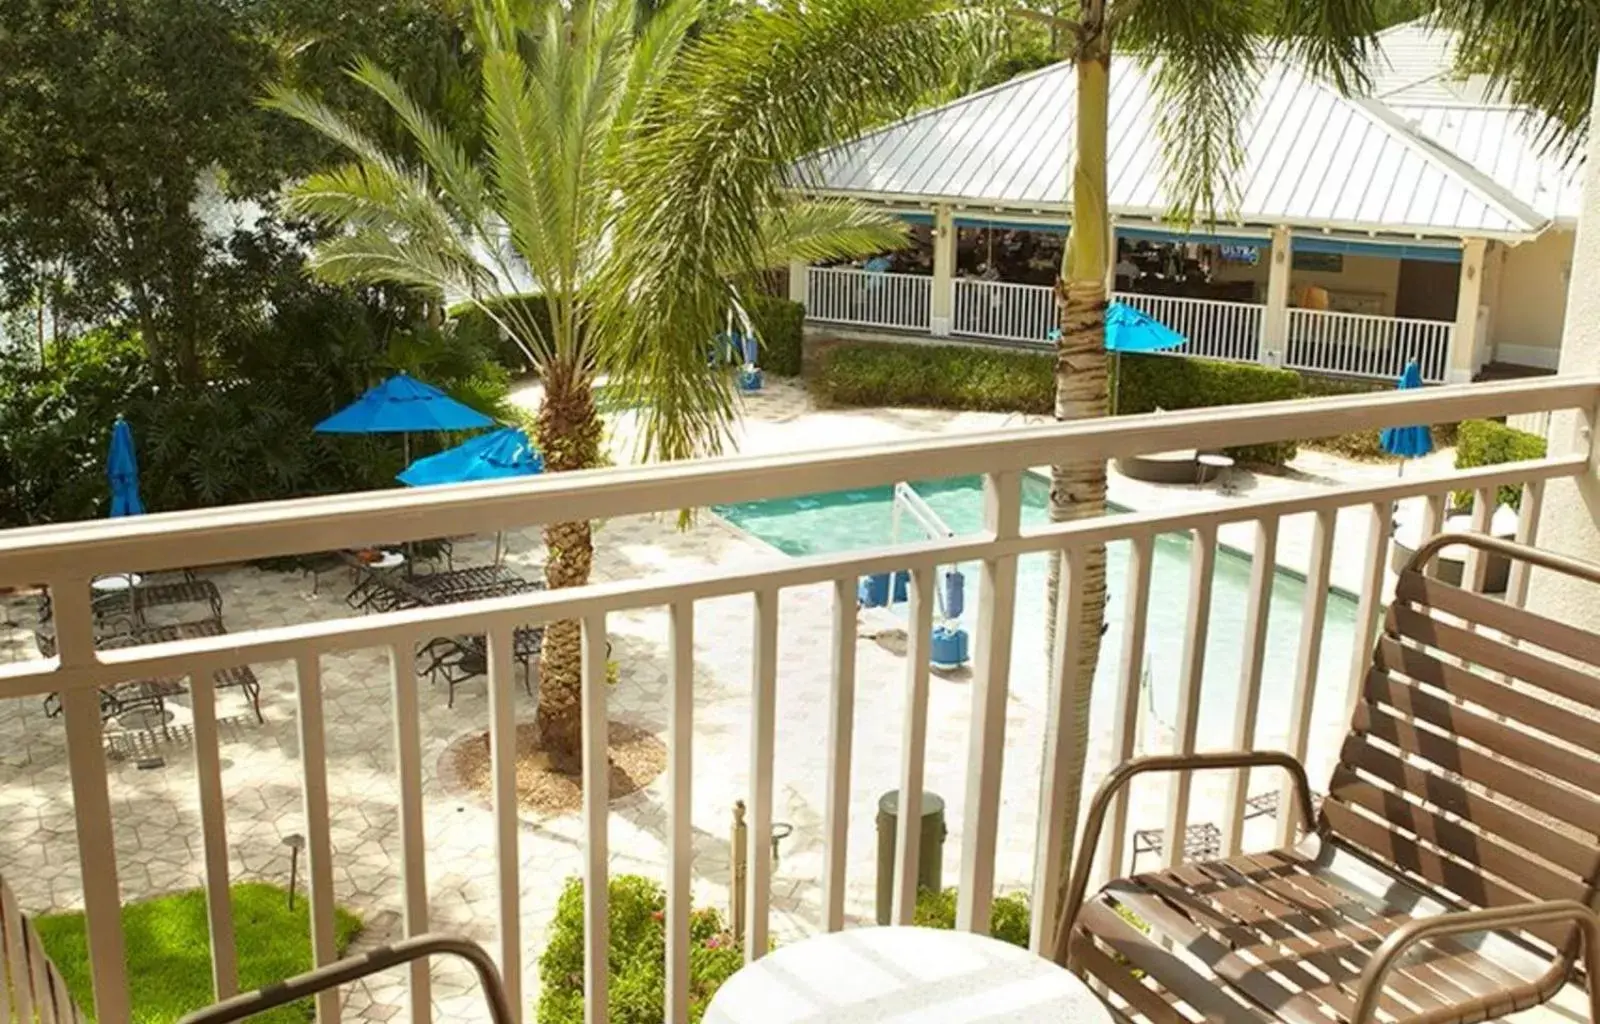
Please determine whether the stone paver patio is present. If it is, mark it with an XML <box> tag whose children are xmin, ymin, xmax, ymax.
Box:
<box><xmin>0</xmin><ymin>379</ymin><xmax>1478</xmax><ymax>1021</ymax></box>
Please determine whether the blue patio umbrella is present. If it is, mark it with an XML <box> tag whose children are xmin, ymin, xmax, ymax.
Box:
<box><xmin>107</xmin><ymin>416</ymin><xmax>145</xmax><ymax>517</ymax></box>
<box><xmin>398</xmin><ymin>427</ymin><xmax>542</xmax><ymax>563</ymax></box>
<box><xmin>315</xmin><ymin>372</ymin><xmax>494</xmax><ymax>462</ymax></box>
<box><xmin>397</xmin><ymin>427</ymin><xmax>543</xmax><ymax>487</ymax></box>
<box><xmin>1380</xmin><ymin>361</ymin><xmax>1433</xmax><ymax>475</ymax></box>
<box><xmin>1105</xmin><ymin>300</ymin><xmax>1187</xmax><ymax>414</ymax></box>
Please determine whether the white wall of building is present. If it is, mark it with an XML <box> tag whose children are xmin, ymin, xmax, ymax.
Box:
<box><xmin>1489</xmin><ymin>228</ymin><xmax>1574</xmax><ymax>370</ymax></box>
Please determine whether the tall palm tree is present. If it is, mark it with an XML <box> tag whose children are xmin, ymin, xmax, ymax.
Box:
<box><xmin>268</xmin><ymin>0</ymin><xmax>996</xmax><ymax>769</ymax></box>
<box><xmin>1040</xmin><ymin>0</ymin><xmax>1379</xmax><ymax>900</ymax></box>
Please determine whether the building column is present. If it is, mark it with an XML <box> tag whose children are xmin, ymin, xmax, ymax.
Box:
<box><xmin>1529</xmin><ymin>64</ymin><xmax>1600</xmax><ymax>630</ymax></box>
<box><xmin>1447</xmin><ymin>238</ymin><xmax>1487</xmax><ymax>384</ymax></box>
<box><xmin>930</xmin><ymin>205</ymin><xmax>956</xmax><ymax>336</ymax></box>
<box><xmin>1259</xmin><ymin>226</ymin><xmax>1292</xmax><ymax>367</ymax></box>
<box><xmin>787</xmin><ymin>259</ymin><xmax>808</xmax><ymax>305</ymax></box>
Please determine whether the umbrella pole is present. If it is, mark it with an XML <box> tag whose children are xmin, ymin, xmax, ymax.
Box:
<box><xmin>1111</xmin><ymin>351</ymin><xmax>1122</xmax><ymax>416</ymax></box>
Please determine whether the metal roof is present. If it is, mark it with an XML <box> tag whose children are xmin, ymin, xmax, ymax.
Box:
<box><xmin>1395</xmin><ymin>104</ymin><xmax>1584</xmax><ymax>223</ymax></box>
<box><xmin>795</xmin><ymin>60</ymin><xmax>1548</xmax><ymax>240</ymax></box>
<box><xmin>1365</xmin><ymin>21</ymin><xmax>1493</xmax><ymax>104</ymax></box>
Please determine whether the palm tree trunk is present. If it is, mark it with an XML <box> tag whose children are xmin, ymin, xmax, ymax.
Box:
<box><xmin>1043</xmin><ymin>33</ymin><xmax>1111</xmax><ymax>916</ymax></box>
<box><xmin>535</xmin><ymin>358</ymin><xmax>603</xmax><ymax>772</ymax></box>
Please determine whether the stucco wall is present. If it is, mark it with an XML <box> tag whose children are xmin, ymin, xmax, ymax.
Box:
<box><xmin>1489</xmin><ymin>228</ymin><xmax>1574</xmax><ymax>369</ymax></box>
<box><xmin>1209</xmin><ymin>251</ymin><xmax>1401</xmax><ymax>315</ymax></box>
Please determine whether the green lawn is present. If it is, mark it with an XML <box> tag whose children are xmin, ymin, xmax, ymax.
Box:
<box><xmin>34</xmin><ymin>882</ymin><xmax>363</xmax><ymax>1024</ymax></box>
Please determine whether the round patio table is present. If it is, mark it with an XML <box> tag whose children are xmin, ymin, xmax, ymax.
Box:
<box><xmin>702</xmin><ymin>925</ymin><xmax>1113</xmax><ymax>1024</ymax></box>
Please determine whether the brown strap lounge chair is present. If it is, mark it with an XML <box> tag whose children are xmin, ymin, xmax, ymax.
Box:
<box><xmin>1056</xmin><ymin>533</ymin><xmax>1600</xmax><ymax>1024</ymax></box>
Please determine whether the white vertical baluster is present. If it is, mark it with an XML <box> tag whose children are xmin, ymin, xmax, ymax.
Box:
<box><xmin>486</xmin><ymin>627</ymin><xmax>522</xmax><ymax>1018</ymax></box>
<box><xmin>1345</xmin><ymin>502</ymin><xmax>1393</xmax><ymax>724</ymax></box>
<box><xmin>389</xmin><ymin>636</ymin><xmax>431</xmax><ymax>1024</ymax></box>
<box><xmin>1162</xmin><ymin>525</ymin><xmax>1218</xmax><ymax>870</ymax></box>
<box><xmin>1221</xmin><ymin>517</ymin><xmax>1280</xmax><ymax>856</ymax></box>
<box><xmin>1506</xmin><ymin>479</ymin><xmax>1545</xmax><ymax>609</ymax></box>
<box><xmin>1030</xmin><ymin>547</ymin><xmax>1089</xmax><ymax>955</ymax></box>
<box><xmin>581</xmin><ymin>616</ymin><xmax>610</xmax><ymax>1023</ymax></box>
<box><xmin>1276</xmin><ymin>508</ymin><xmax>1336</xmax><ymax>846</ymax></box>
<box><xmin>1104</xmin><ymin>533</ymin><xmax>1154</xmax><ymax>880</ymax></box>
<box><xmin>822</xmin><ymin>580</ymin><xmax>856</xmax><ymax>933</ymax></box>
<box><xmin>957</xmin><ymin>472</ymin><xmax>1022</xmax><ymax>933</ymax></box>
<box><xmin>54</xmin><ymin>579</ymin><xmax>130</xmax><ymax>1024</ymax></box>
<box><xmin>1463</xmin><ymin>487</ymin><xmax>1495</xmax><ymax>593</ymax></box>
<box><xmin>294</xmin><ymin>652</ymin><xmax>339</xmax><ymax>1024</ymax></box>
<box><xmin>891</xmin><ymin>569</ymin><xmax>936</xmax><ymax>925</ymax></box>
<box><xmin>667</xmin><ymin>602</ymin><xmax>694</xmax><ymax>1022</ymax></box>
<box><xmin>189</xmin><ymin>667</ymin><xmax>238</xmax><ymax>1002</ymax></box>
<box><xmin>747</xmin><ymin>590</ymin><xmax>779</xmax><ymax>962</ymax></box>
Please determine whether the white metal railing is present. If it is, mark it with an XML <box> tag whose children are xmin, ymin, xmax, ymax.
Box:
<box><xmin>0</xmin><ymin>378</ymin><xmax>1596</xmax><ymax>1024</ymax></box>
<box><xmin>804</xmin><ymin>266</ymin><xmax>932</xmax><ymax>332</ymax></box>
<box><xmin>951</xmin><ymin>278</ymin><xmax>1056</xmax><ymax>343</ymax></box>
<box><xmin>1112</xmin><ymin>292</ymin><xmax>1264</xmax><ymax>364</ymax></box>
<box><xmin>1285</xmin><ymin>307</ymin><xmax>1455</xmax><ymax>383</ymax></box>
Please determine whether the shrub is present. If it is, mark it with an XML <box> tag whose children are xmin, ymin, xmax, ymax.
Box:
<box><xmin>912</xmin><ymin>887</ymin><xmax>1032</xmax><ymax>948</ymax></box>
<box><xmin>1453</xmin><ymin>418</ymin><xmax>1548</xmax><ymax>511</ymax></box>
<box><xmin>745</xmin><ymin>295</ymin><xmax>805</xmax><ymax>376</ymax></box>
<box><xmin>1114</xmin><ymin>355</ymin><xmax>1302</xmax><ymax>465</ymax></box>
<box><xmin>537</xmin><ymin>875</ymin><xmax>743</xmax><ymax>1024</ymax></box>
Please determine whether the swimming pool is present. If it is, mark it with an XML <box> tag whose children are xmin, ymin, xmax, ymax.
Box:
<box><xmin>715</xmin><ymin>474</ymin><xmax>1359</xmax><ymax>766</ymax></box>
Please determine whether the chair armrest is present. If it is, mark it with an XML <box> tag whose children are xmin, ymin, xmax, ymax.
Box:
<box><xmin>1053</xmin><ymin>750</ymin><xmax>1315</xmax><ymax>966</ymax></box>
<box><xmin>1351</xmin><ymin>899</ymin><xmax>1600</xmax><ymax>1024</ymax></box>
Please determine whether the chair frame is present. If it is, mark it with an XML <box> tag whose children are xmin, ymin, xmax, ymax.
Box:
<box><xmin>1055</xmin><ymin>533</ymin><xmax>1600</xmax><ymax>1024</ymax></box>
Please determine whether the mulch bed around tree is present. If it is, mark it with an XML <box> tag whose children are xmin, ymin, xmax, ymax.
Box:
<box><xmin>439</xmin><ymin>720</ymin><xmax>666</xmax><ymax>816</ymax></box>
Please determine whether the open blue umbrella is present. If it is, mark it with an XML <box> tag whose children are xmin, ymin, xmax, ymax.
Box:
<box><xmin>1380</xmin><ymin>362</ymin><xmax>1433</xmax><ymax>476</ymax></box>
<box><xmin>398</xmin><ymin>427</ymin><xmax>542</xmax><ymax>562</ymax></box>
<box><xmin>1101</xmin><ymin>300</ymin><xmax>1188</xmax><ymax>414</ymax></box>
<box><xmin>107</xmin><ymin>416</ymin><xmax>145</xmax><ymax>517</ymax></box>
<box><xmin>315</xmin><ymin>372</ymin><xmax>494</xmax><ymax>462</ymax></box>
<box><xmin>397</xmin><ymin>427</ymin><xmax>543</xmax><ymax>487</ymax></box>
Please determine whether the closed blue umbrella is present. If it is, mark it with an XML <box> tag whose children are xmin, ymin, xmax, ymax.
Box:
<box><xmin>396</xmin><ymin>427</ymin><xmax>543</xmax><ymax>487</ymax></box>
<box><xmin>1380</xmin><ymin>362</ymin><xmax>1433</xmax><ymax>475</ymax></box>
<box><xmin>107</xmin><ymin>416</ymin><xmax>145</xmax><ymax>517</ymax></box>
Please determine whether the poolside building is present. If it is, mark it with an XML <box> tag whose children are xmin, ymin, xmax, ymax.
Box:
<box><xmin>787</xmin><ymin>20</ymin><xmax>1583</xmax><ymax>386</ymax></box>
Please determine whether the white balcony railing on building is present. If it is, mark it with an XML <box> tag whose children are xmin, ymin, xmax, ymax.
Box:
<box><xmin>0</xmin><ymin>378</ymin><xmax>1595</xmax><ymax>1024</ymax></box>
<box><xmin>804</xmin><ymin>266</ymin><xmax>932</xmax><ymax>332</ymax></box>
<box><xmin>1285</xmin><ymin>308</ymin><xmax>1454</xmax><ymax>383</ymax></box>
<box><xmin>1112</xmin><ymin>292</ymin><xmax>1263</xmax><ymax>365</ymax></box>
<box><xmin>952</xmin><ymin>278</ymin><xmax>1056</xmax><ymax>344</ymax></box>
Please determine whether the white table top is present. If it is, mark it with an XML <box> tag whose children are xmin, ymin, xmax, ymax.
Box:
<box><xmin>90</xmin><ymin>573</ymin><xmax>143</xmax><ymax>593</ymax></box>
<box><xmin>1197</xmin><ymin>453</ymin><xmax>1235</xmax><ymax>468</ymax></box>
<box><xmin>369</xmin><ymin>550</ymin><xmax>406</xmax><ymax>570</ymax></box>
<box><xmin>703</xmin><ymin>926</ymin><xmax>1113</xmax><ymax>1023</ymax></box>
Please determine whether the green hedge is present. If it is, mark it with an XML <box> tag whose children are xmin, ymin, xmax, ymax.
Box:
<box><xmin>746</xmin><ymin>295</ymin><xmax>804</xmax><ymax>376</ymax></box>
<box><xmin>1454</xmin><ymin>418</ymin><xmax>1547</xmax><ymax>510</ymax></box>
<box><xmin>914</xmin><ymin>887</ymin><xmax>1031</xmax><ymax>947</ymax></box>
<box><xmin>812</xmin><ymin>341</ymin><xmax>1301</xmax><ymax>464</ymax></box>
<box><xmin>537</xmin><ymin>875</ymin><xmax>743</xmax><ymax>1024</ymax></box>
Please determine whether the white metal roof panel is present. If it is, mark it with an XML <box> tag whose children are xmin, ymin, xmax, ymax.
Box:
<box><xmin>1366</xmin><ymin>21</ymin><xmax>1493</xmax><ymax>104</ymax></box>
<box><xmin>796</xmin><ymin>60</ymin><xmax>1547</xmax><ymax>239</ymax></box>
<box><xmin>1395</xmin><ymin>104</ymin><xmax>1584</xmax><ymax>222</ymax></box>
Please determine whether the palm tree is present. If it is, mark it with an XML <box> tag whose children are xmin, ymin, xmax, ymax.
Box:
<box><xmin>1038</xmin><ymin>0</ymin><xmax>1379</xmax><ymax>901</ymax></box>
<box><xmin>268</xmin><ymin>0</ymin><xmax>996</xmax><ymax>769</ymax></box>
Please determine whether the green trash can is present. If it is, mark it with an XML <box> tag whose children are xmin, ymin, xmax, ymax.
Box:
<box><xmin>875</xmin><ymin>790</ymin><xmax>947</xmax><ymax>926</ymax></box>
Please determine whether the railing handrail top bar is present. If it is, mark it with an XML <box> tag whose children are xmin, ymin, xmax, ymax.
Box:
<box><xmin>0</xmin><ymin>451</ymin><xmax>1582</xmax><ymax>699</ymax></box>
<box><xmin>0</xmin><ymin>376</ymin><xmax>1593</xmax><ymax>584</ymax></box>
<box><xmin>1288</xmin><ymin>306</ymin><xmax>1456</xmax><ymax>327</ymax></box>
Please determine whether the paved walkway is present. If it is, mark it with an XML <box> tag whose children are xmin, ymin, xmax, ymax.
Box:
<box><xmin>0</xmin><ymin>380</ymin><xmax>1485</xmax><ymax>1022</ymax></box>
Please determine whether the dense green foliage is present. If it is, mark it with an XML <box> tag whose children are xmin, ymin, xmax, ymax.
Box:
<box><xmin>35</xmin><ymin>882</ymin><xmax>361</xmax><ymax>1024</ymax></box>
<box><xmin>746</xmin><ymin>296</ymin><xmax>806</xmax><ymax>376</ymax></box>
<box><xmin>537</xmin><ymin>875</ymin><xmax>743</xmax><ymax>1024</ymax></box>
<box><xmin>1454</xmin><ymin>418</ymin><xmax>1548</xmax><ymax>510</ymax></box>
<box><xmin>812</xmin><ymin>340</ymin><xmax>1305</xmax><ymax>464</ymax></box>
<box><xmin>0</xmin><ymin>298</ymin><xmax>509</xmax><ymax>528</ymax></box>
<box><xmin>913</xmin><ymin>887</ymin><xmax>1032</xmax><ymax>947</ymax></box>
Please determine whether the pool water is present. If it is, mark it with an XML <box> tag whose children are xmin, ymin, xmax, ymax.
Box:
<box><xmin>715</xmin><ymin>474</ymin><xmax>1359</xmax><ymax>760</ymax></box>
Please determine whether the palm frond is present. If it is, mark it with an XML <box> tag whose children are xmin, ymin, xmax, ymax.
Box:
<box><xmin>745</xmin><ymin>200</ymin><xmax>910</xmax><ymax>271</ymax></box>
<box><xmin>1120</xmin><ymin>0</ymin><xmax>1264</xmax><ymax>225</ymax></box>
<box><xmin>1268</xmin><ymin>0</ymin><xmax>1382</xmax><ymax>96</ymax></box>
<box><xmin>1433</xmin><ymin>0</ymin><xmax>1597</xmax><ymax>157</ymax></box>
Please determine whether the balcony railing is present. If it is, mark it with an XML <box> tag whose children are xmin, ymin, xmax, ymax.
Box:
<box><xmin>803</xmin><ymin>266</ymin><xmax>932</xmax><ymax>332</ymax></box>
<box><xmin>0</xmin><ymin>377</ymin><xmax>1594</xmax><ymax>1024</ymax></box>
<box><xmin>1285</xmin><ymin>307</ymin><xmax>1455</xmax><ymax>383</ymax></box>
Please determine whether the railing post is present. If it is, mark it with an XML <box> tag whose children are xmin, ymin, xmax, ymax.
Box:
<box><xmin>788</xmin><ymin>260</ymin><xmax>807</xmax><ymax>305</ymax></box>
<box><xmin>1448</xmin><ymin>238</ymin><xmax>1487</xmax><ymax>384</ymax></box>
<box><xmin>931</xmin><ymin>206</ymin><xmax>954</xmax><ymax>337</ymax></box>
<box><xmin>1260</xmin><ymin>226</ymin><xmax>1291</xmax><ymax>367</ymax></box>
